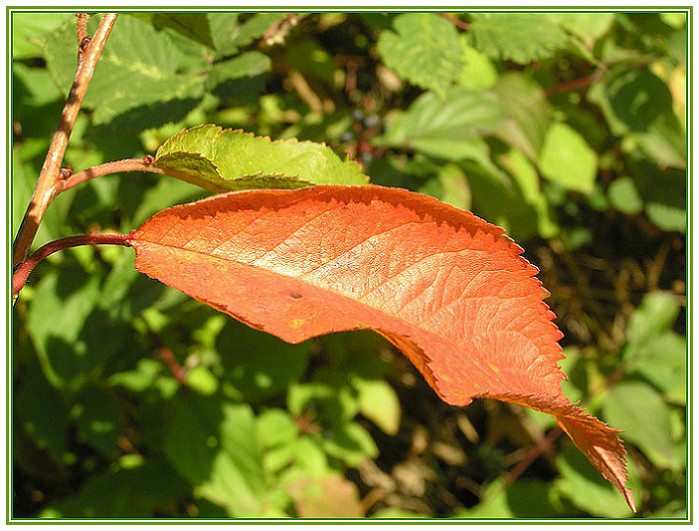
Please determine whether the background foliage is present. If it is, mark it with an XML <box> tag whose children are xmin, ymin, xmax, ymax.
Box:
<box><xmin>12</xmin><ymin>11</ymin><xmax>687</xmax><ymax>519</ymax></box>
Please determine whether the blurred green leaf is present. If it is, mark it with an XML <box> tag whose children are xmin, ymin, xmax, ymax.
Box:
<box><xmin>419</xmin><ymin>163</ymin><xmax>472</xmax><ymax>211</ymax></box>
<box><xmin>15</xmin><ymin>359</ymin><xmax>71</xmax><ymax>466</ymax></box>
<box><xmin>459</xmin><ymin>38</ymin><xmax>498</xmax><ymax>89</ymax></box>
<box><xmin>556</xmin><ymin>445</ymin><xmax>637</xmax><ymax>517</ymax></box>
<box><xmin>209</xmin><ymin>13</ymin><xmax>286</xmax><ymax>58</ymax></box>
<box><xmin>353</xmin><ymin>378</ymin><xmax>401</xmax><ymax>436</ymax></box>
<box><xmin>469</xmin><ymin>13</ymin><xmax>570</xmax><ymax>64</ymax></box>
<box><xmin>492</xmin><ymin>73</ymin><xmax>551</xmax><ymax>161</ymax></box>
<box><xmin>455</xmin><ymin>478</ymin><xmax>561</xmax><ymax>518</ymax></box>
<box><xmin>603</xmin><ymin>381</ymin><xmax>681</xmax><ymax>470</ymax></box>
<box><xmin>546</xmin><ymin>12</ymin><xmax>615</xmax><ymax>45</ymax></box>
<box><xmin>375</xmin><ymin>87</ymin><xmax>504</xmax><ymax>163</ymax></box>
<box><xmin>217</xmin><ymin>320</ymin><xmax>311</xmax><ymax>403</ymax></box>
<box><xmin>206</xmin><ymin>51</ymin><xmax>271</xmax><ymax>103</ymax></box>
<box><xmin>152</xmin><ymin>13</ymin><xmax>215</xmax><ymax>49</ymax></box>
<box><xmin>72</xmin><ymin>385</ymin><xmax>122</xmax><ymax>460</ymax></box>
<box><xmin>608</xmin><ymin>176</ymin><xmax>643</xmax><ymax>214</ymax></box>
<box><xmin>164</xmin><ymin>393</ymin><xmax>270</xmax><ymax>516</ymax></box>
<box><xmin>539</xmin><ymin>122</ymin><xmax>598</xmax><ymax>194</ymax></box>
<box><xmin>27</xmin><ymin>269</ymin><xmax>127</xmax><ymax>390</ymax></box>
<box><xmin>378</xmin><ymin>13</ymin><xmax>463</xmax><ymax>99</ymax></box>
<box><xmin>12</xmin><ymin>12</ymin><xmax>75</xmax><ymax>59</ymax></box>
<box><xmin>40</xmin><ymin>458</ymin><xmax>189</xmax><ymax>518</ymax></box>
<box><xmin>625</xmin><ymin>291</ymin><xmax>680</xmax><ymax>349</ymax></box>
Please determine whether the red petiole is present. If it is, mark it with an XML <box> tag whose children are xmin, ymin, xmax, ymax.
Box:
<box><xmin>12</xmin><ymin>233</ymin><xmax>132</xmax><ymax>298</ymax></box>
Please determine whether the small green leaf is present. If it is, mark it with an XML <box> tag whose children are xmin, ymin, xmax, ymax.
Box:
<box><xmin>589</xmin><ymin>67</ymin><xmax>674</xmax><ymax>136</ymax></box>
<box><xmin>217</xmin><ymin>321</ymin><xmax>311</xmax><ymax>403</ymax></box>
<box><xmin>556</xmin><ymin>445</ymin><xmax>637</xmax><ymax>517</ymax></box>
<box><xmin>206</xmin><ymin>51</ymin><xmax>271</xmax><ymax>100</ymax></box>
<box><xmin>603</xmin><ymin>381</ymin><xmax>681</xmax><ymax>470</ymax></box>
<box><xmin>152</xmin><ymin>13</ymin><xmax>215</xmax><ymax>49</ymax></box>
<box><xmin>209</xmin><ymin>13</ymin><xmax>286</xmax><ymax>57</ymax></box>
<box><xmin>459</xmin><ymin>38</ymin><xmax>498</xmax><ymax>89</ymax></box>
<box><xmin>608</xmin><ymin>176</ymin><xmax>643</xmax><ymax>214</ymax></box>
<box><xmin>625</xmin><ymin>291</ymin><xmax>680</xmax><ymax>349</ymax></box>
<box><xmin>40</xmin><ymin>458</ymin><xmax>189</xmax><ymax>518</ymax></box>
<box><xmin>492</xmin><ymin>73</ymin><xmax>552</xmax><ymax>161</ymax></box>
<box><xmin>629</xmin><ymin>332</ymin><xmax>686</xmax><ymax>404</ymax></box>
<box><xmin>154</xmin><ymin>124</ymin><xmax>369</xmax><ymax>192</ymax></box>
<box><xmin>72</xmin><ymin>386</ymin><xmax>122</xmax><ymax>460</ymax></box>
<box><xmin>164</xmin><ymin>394</ymin><xmax>269</xmax><ymax>516</ymax></box>
<box><xmin>12</xmin><ymin>12</ymin><xmax>75</xmax><ymax>59</ymax></box>
<box><xmin>539</xmin><ymin>122</ymin><xmax>598</xmax><ymax>194</ymax></box>
<box><xmin>353</xmin><ymin>378</ymin><xmax>401</xmax><ymax>436</ymax></box>
<box><xmin>377</xmin><ymin>13</ymin><xmax>463</xmax><ymax>99</ymax></box>
<box><xmin>185</xmin><ymin>366</ymin><xmax>219</xmax><ymax>396</ymax></box>
<box><xmin>469</xmin><ymin>13</ymin><xmax>570</xmax><ymax>64</ymax></box>
<box><xmin>545</xmin><ymin>13</ymin><xmax>615</xmax><ymax>45</ymax></box>
<box><xmin>419</xmin><ymin>163</ymin><xmax>472</xmax><ymax>211</ymax></box>
<box><xmin>27</xmin><ymin>270</ymin><xmax>127</xmax><ymax>390</ymax></box>
<box><xmin>375</xmin><ymin>87</ymin><xmax>505</xmax><ymax>162</ymax></box>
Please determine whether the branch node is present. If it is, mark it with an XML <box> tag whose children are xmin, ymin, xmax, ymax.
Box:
<box><xmin>59</xmin><ymin>166</ymin><xmax>73</xmax><ymax>179</ymax></box>
<box><xmin>143</xmin><ymin>154</ymin><xmax>155</xmax><ymax>166</ymax></box>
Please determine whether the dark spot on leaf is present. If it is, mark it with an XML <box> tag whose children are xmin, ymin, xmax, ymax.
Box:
<box><xmin>290</xmin><ymin>292</ymin><xmax>303</xmax><ymax>299</ymax></box>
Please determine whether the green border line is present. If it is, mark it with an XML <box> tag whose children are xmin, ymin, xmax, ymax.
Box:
<box><xmin>7</xmin><ymin>6</ymin><xmax>692</xmax><ymax>524</ymax></box>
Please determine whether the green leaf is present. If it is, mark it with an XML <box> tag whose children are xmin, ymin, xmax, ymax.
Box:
<box><xmin>603</xmin><ymin>381</ymin><xmax>681</xmax><ymax>470</ymax></box>
<box><xmin>89</xmin><ymin>16</ymin><xmax>204</xmax><ymax>126</ymax></box>
<box><xmin>625</xmin><ymin>291</ymin><xmax>680</xmax><ymax>349</ymax></box>
<box><xmin>459</xmin><ymin>38</ymin><xmax>498</xmax><ymax>89</ymax></box>
<box><xmin>419</xmin><ymin>163</ymin><xmax>472</xmax><ymax>211</ymax></box>
<box><xmin>152</xmin><ymin>13</ymin><xmax>215</xmax><ymax>49</ymax></box>
<box><xmin>492</xmin><ymin>73</ymin><xmax>552</xmax><ymax>161</ymax></box>
<box><xmin>257</xmin><ymin>409</ymin><xmax>300</xmax><ymax>450</ymax></box>
<box><xmin>545</xmin><ymin>13</ymin><xmax>615</xmax><ymax>45</ymax></box>
<box><xmin>498</xmin><ymin>148</ymin><xmax>558</xmax><ymax>238</ymax></box>
<box><xmin>206</xmin><ymin>51</ymin><xmax>271</xmax><ymax>102</ymax></box>
<box><xmin>630</xmin><ymin>332</ymin><xmax>686</xmax><ymax>404</ymax></box>
<box><xmin>375</xmin><ymin>87</ymin><xmax>505</xmax><ymax>162</ymax></box>
<box><xmin>608</xmin><ymin>176</ymin><xmax>643</xmax><ymax>214</ymax></box>
<box><xmin>209</xmin><ymin>13</ymin><xmax>286</xmax><ymax>57</ymax></box>
<box><xmin>40</xmin><ymin>458</ymin><xmax>189</xmax><ymax>518</ymax></box>
<box><xmin>353</xmin><ymin>378</ymin><xmax>401</xmax><ymax>436</ymax></box>
<box><xmin>589</xmin><ymin>66</ymin><xmax>674</xmax><ymax>135</ymax></box>
<box><xmin>539</xmin><ymin>122</ymin><xmax>598</xmax><ymax>194</ymax></box>
<box><xmin>27</xmin><ymin>269</ymin><xmax>128</xmax><ymax>390</ymax></box>
<box><xmin>634</xmin><ymin>111</ymin><xmax>686</xmax><ymax>169</ymax></box>
<box><xmin>15</xmin><ymin>359</ymin><xmax>71</xmax><ymax>466</ymax></box>
<box><xmin>377</xmin><ymin>13</ymin><xmax>463</xmax><ymax>99</ymax></box>
<box><xmin>455</xmin><ymin>478</ymin><xmax>561</xmax><ymax>518</ymax></box>
<box><xmin>72</xmin><ymin>386</ymin><xmax>122</xmax><ymax>460</ymax></box>
<box><xmin>11</xmin><ymin>12</ymin><xmax>75</xmax><ymax>59</ymax></box>
<box><xmin>217</xmin><ymin>320</ymin><xmax>311</xmax><ymax>402</ymax></box>
<box><xmin>154</xmin><ymin>124</ymin><xmax>369</xmax><ymax>192</ymax></box>
<box><xmin>163</xmin><ymin>393</ymin><xmax>269</xmax><ymax>516</ymax></box>
<box><xmin>37</xmin><ymin>15</ymin><xmax>203</xmax><ymax>129</ymax></box>
<box><xmin>469</xmin><ymin>13</ymin><xmax>570</xmax><ymax>64</ymax></box>
<box><xmin>556</xmin><ymin>444</ymin><xmax>637</xmax><ymax>517</ymax></box>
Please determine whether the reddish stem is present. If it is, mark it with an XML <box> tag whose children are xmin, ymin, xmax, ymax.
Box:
<box><xmin>60</xmin><ymin>157</ymin><xmax>164</xmax><ymax>191</ymax></box>
<box><xmin>13</xmin><ymin>233</ymin><xmax>131</xmax><ymax>298</ymax></box>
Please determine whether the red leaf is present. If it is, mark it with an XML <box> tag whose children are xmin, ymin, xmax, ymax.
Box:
<box><xmin>128</xmin><ymin>185</ymin><xmax>634</xmax><ymax>510</ymax></box>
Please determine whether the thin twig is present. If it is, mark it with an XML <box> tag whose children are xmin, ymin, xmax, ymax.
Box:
<box><xmin>501</xmin><ymin>427</ymin><xmax>562</xmax><ymax>490</ymax></box>
<box><xmin>12</xmin><ymin>233</ymin><xmax>131</xmax><ymax>298</ymax></box>
<box><xmin>544</xmin><ymin>69</ymin><xmax>605</xmax><ymax>97</ymax></box>
<box><xmin>61</xmin><ymin>157</ymin><xmax>165</xmax><ymax>191</ymax></box>
<box><xmin>440</xmin><ymin>13</ymin><xmax>470</xmax><ymax>31</ymax></box>
<box><xmin>12</xmin><ymin>13</ymin><xmax>119</xmax><ymax>267</ymax></box>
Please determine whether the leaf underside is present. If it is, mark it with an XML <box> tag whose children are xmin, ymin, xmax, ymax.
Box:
<box><xmin>128</xmin><ymin>185</ymin><xmax>633</xmax><ymax>510</ymax></box>
<box><xmin>153</xmin><ymin>124</ymin><xmax>369</xmax><ymax>192</ymax></box>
